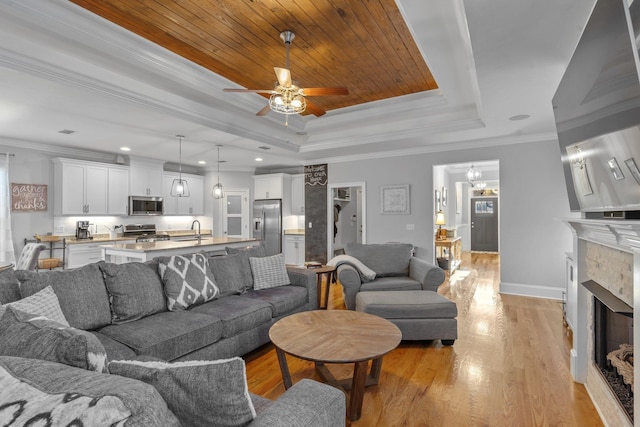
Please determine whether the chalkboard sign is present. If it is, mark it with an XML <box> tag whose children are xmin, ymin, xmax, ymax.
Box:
<box><xmin>11</xmin><ymin>183</ymin><xmax>47</xmax><ymax>212</ymax></box>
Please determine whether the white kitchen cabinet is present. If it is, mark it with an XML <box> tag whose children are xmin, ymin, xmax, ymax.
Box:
<box><xmin>284</xmin><ymin>234</ymin><xmax>305</xmax><ymax>265</ymax></box>
<box><xmin>66</xmin><ymin>242</ymin><xmax>104</xmax><ymax>269</ymax></box>
<box><xmin>53</xmin><ymin>158</ymin><xmax>108</xmax><ymax>215</ymax></box>
<box><xmin>253</xmin><ymin>173</ymin><xmax>291</xmax><ymax>200</ymax></box>
<box><xmin>129</xmin><ymin>158</ymin><xmax>164</xmax><ymax>196</ymax></box>
<box><xmin>291</xmin><ymin>174</ymin><xmax>305</xmax><ymax>215</ymax></box>
<box><xmin>107</xmin><ymin>166</ymin><xmax>129</xmax><ymax>215</ymax></box>
<box><xmin>162</xmin><ymin>172</ymin><xmax>204</xmax><ymax>215</ymax></box>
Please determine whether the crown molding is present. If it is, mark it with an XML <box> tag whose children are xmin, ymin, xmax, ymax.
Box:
<box><xmin>0</xmin><ymin>137</ymin><xmax>119</xmax><ymax>163</ymax></box>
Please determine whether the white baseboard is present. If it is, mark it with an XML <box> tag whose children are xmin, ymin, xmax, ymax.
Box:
<box><xmin>499</xmin><ymin>281</ymin><xmax>564</xmax><ymax>300</ymax></box>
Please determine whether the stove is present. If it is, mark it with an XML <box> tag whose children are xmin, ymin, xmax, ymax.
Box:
<box><xmin>123</xmin><ymin>224</ymin><xmax>170</xmax><ymax>243</ymax></box>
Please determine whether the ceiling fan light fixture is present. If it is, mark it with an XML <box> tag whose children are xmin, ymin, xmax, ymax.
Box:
<box><xmin>269</xmin><ymin>88</ymin><xmax>306</xmax><ymax>115</ymax></box>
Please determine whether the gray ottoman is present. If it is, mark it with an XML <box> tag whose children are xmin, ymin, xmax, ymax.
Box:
<box><xmin>355</xmin><ymin>290</ymin><xmax>457</xmax><ymax>345</ymax></box>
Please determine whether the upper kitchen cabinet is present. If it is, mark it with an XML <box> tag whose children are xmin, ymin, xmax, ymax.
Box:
<box><xmin>107</xmin><ymin>166</ymin><xmax>129</xmax><ymax>216</ymax></box>
<box><xmin>254</xmin><ymin>173</ymin><xmax>291</xmax><ymax>200</ymax></box>
<box><xmin>129</xmin><ymin>158</ymin><xmax>164</xmax><ymax>196</ymax></box>
<box><xmin>53</xmin><ymin>158</ymin><xmax>108</xmax><ymax>215</ymax></box>
<box><xmin>162</xmin><ymin>172</ymin><xmax>204</xmax><ymax>215</ymax></box>
<box><xmin>291</xmin><ymin>174</ymin><xmax>305</xmax><ymax>215</ymax></box>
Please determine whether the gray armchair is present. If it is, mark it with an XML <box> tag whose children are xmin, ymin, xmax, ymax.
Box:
<box><xmin>335</xmin><ymin>242</ymin><xmax>445</xmax><ymax>310</ymax></box>
<box><xmin>15</xmin><ymin>242</ymin><xmax>46</xmax><ymax>270</ymax></box>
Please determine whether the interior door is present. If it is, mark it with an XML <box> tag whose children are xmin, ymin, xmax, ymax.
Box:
<box><xmin>470</xmin><ymin>197</ymin><xmax>499</xmax><ymax>252</ymax></box>
<box><xmin>223</xmin><ymin>189</ymin><xmax>249</xmax><ymax>238</ymax></box>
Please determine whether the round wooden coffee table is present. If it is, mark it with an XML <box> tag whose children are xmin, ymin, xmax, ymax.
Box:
<box><xmin>269</xmin><ymin>310</ymin><xmax>402</xmax><ymax>421</ymax></box>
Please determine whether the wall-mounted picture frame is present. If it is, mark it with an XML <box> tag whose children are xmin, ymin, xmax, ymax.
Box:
<box><xmin>435</xmin><ymin>189</ymin><xmax>441</xmax><ymax>212</ymax></box>
<box><xmin>625</xmin><ymin>158</ymin><xmax>640</xmax><ymax>185</ymax></box>
<box><xmin>381</xmin><ymin>184</ymin><xmax>410</xmax><ymax>215</ymax></box>
<box><xmin>441</xmin><ymin>187</ymin><xmax>447</xmax><ymax>207</ymax></box>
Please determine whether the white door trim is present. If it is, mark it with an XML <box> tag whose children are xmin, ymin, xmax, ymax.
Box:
<box><xmin>327</xmin><ymin>181</ymin><xmax>366</xmax><ymax>260</ymax></box>
<box><xmin>221</xmin><ymin>188</ymin><xmax>250</xmax><ymax>239</ymax></box>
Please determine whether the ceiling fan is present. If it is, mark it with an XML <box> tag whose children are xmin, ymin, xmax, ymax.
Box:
<box><xmin>223</xmin><ymin>31</ymin><xmax>348</xmax><ymax>118</ymax></box>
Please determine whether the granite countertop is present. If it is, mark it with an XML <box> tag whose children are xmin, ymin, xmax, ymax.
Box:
<box><xmin>63</xmin><ymin>229</ymin><xmax>213</xmax><ymax>245</ymax></box>
<box><xmin>100</xmin><ymin>236</ymin><xmax>258</xmax><ymax>253</ymax></box>
<box><xmin>284</xmin><ymin>229</ymin><xmax>305</xmax><ymax>235</ymax></box>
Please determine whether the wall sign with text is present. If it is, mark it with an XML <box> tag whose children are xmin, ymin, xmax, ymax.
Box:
<box><xmin>11</xmin><ymin>183</ymin><xmax>48</xmax><ymax>212</ymax></box>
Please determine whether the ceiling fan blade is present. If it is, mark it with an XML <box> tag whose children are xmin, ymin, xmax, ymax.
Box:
<box><xmin>303</xmin><ymin>87</ymin><xmax>349</xmax><ymax>96</ymax></box>
<box><xmin>256</xmin><ymin>104</ymin><xmax>271</xmax><ymax>116</ymax></box>
<box><xmin>223</xmin><ymin>88</ymin><xmax>274</xmax><ymax>94</ymax></box>
<box><xmin>304</xmin><ymin>99</ymin><xmax>326</xmax><ymax>117</ymax></box>
<box><xmin>274</xmin><ymin>67</ymin><xmax>292</xmax><ymax>87</ymax></box>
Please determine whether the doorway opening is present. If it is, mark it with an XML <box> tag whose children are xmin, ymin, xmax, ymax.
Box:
<box><xmin>433</xmin><ymin>161</ymin><xmax>500</xmax><ymax>270</ymax></box>
<box><xmin>327</xmin><ymin>182</ymin><xmax>366</xmax><ymax>260</ymax></box>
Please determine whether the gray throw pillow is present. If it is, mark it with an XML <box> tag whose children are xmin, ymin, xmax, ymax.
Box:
<box><xmin>249</xmin><ymin>253</ymin><xmax>291</xmax><ymax>290</ymax></box>
<box><xmin>0</xmin><ymin>306</ymin><xmax>108</xmax><ymax>373</ymax></box>
<box><xmin>225</xmin><ymin>245</ymin><xmax>267</xmax><ymax>289</ymax></box>
<box><xmin>0</xmin><ymin>268</ymin><xmax>20</xmax><ymax>304</ymax></box>
<box><xmin>0</xmin><ymin>363</ymin><xmax>131</xmax><ymax>426</ymax></box>
<box><xmin>157</xmin><ymin>254</ymin><xmax>219</xmax><ymax>311</ymax></box>
<box><xmin>4</xmin><ymin>285</ymin><xmax>69</xmax><ymax>326</ymax></box>
<box><xmin>15</xmin><ymin>263</ymin><xmax>112</xmax><ymax>330</ymax></box>
<box><xmin>109</xmin><ymin>358</ymin><xmax>256</xmax><ymax>427</ymax></box>
<box><xmin>0</xmin><ymin>356</ymin><xmax>180</xmax><ymax>426</ymax></box>
<box><xmin>207</xmin><ymin>253</ymin><xmax>246</xmax><ymax>296</ymax></box>
<box><xmin>100</xmin><ymin>261</ymin><xmax>167</xmax><ymax>324</ymax></box>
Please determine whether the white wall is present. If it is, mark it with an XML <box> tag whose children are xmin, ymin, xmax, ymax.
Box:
<box><xmin>329</xmin><ymin>139</ymin><xmax>579</xmax><ymax>299</ymax></box>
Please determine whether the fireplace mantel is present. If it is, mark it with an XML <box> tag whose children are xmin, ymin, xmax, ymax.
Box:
<box><xmin>566</xmin><ymin>219</ymin><xmax>640</xmax><ymax>253</ymax></box>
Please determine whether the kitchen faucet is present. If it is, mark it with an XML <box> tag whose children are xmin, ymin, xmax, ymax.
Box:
<box><xmin>191</xmin><ymin>220</ymin><xmax>201</xmax><ymax>241</ymax></box>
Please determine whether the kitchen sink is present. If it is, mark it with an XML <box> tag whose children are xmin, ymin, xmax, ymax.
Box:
<box><xmin>172</xmin><ymin>236</ymin><xmax>201</xmax><ymax>242</ymax></box>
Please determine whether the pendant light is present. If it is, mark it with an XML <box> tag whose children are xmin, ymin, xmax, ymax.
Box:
<box><xmin>212</xmin><ymin>144</ymin><xmax>225</xmax><ymax>199</ymax></box>
<box><xmin>170</xmin><ymin>135</ymin><xmax>190</xmax><ymax>197</ymax></box>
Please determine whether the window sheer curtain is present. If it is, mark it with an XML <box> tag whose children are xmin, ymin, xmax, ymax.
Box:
<box><xmin>0</xmin><ymin>154</ymin><xmax>15</xmax><ymax>264</ymax></box>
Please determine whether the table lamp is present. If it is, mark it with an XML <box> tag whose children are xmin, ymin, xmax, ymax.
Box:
<box><xmin>435</xmin><ymin>210</ymin><xmax>446</xmax><ymax>240</ymax></box>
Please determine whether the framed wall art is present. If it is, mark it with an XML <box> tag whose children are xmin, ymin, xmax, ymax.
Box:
<box><xmin>381</xmin><ymin>184</ymin><xmax>410</xmax><ymax>214</ymax></box>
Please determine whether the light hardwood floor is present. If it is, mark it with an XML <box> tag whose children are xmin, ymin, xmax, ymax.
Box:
<box><xmin>244</xmin><ymin>252</ymin><xmax>603</xmax><ymax>426</ymax></box>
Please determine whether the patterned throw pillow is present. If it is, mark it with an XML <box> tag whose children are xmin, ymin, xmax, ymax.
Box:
<box><xmin>4</xmin><ymin>285</ymin><xmax>69</xmax><ymax>326</ymax></box>
<box><xmin>0</xmin><ymin>306</ymin><xmax>108</xmax><ymax>373</ymax></box>
<box><xmin>157</xmin><ymin>254</ymin><xmax>219</xmax><ymax>311</ymax></box>
<box><xmin>109</xmin><ymin>358</ymin><xmax>256</xmax><ymax>427</ymax></box>
<box><xmin>0</xmin><ymin>364</ymin><xmax>131</xmax><ymax>426</ymax></box>
<box><xmin>249</xmin><ymin>253</ymin><xmax>291</xmax><ymax>290</ymax></box>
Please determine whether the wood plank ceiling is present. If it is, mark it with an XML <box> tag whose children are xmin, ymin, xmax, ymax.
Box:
<box><xmin>70</xmin><ymin>0</ymin><xmax>437</xmax><ymax>115</ymax></box>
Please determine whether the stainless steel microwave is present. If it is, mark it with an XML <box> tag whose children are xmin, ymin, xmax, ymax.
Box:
<box><xmin>128</xmin><ymin>196</ymin><xmax>163</xmax><ymax>216</ymax></box>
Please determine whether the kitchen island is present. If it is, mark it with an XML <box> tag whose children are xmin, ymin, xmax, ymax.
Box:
<box><xmin>101</xmin><ymin>236</ymin><xmax>259</xmax><ymax>263</ymax></box>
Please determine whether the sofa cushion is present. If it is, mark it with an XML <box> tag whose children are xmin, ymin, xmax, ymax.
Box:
<box><xmin>226</xmin><ymin>245</ymin><xmax>267</xmax><ymax>290</ymax></box>
<box><xmin>0</xmin><ymin>268</ymin><xmax>20</xmax><ymax>304</ymax></box>
<box><xmin>15</xmin><ymin>263</ymin><xmax>112</xmax><ymax>330</ymax></box>
<box><xmin>189</xmin><ymin>296</ymin><xmax>273</xmax><ymax>338</ymax></box>
<box><xmin>208</xmin><ymin>253</ymin><xmax>247</xmax><ymax>296</ymax></box>
<box><xmin>109</xmin><ymin>358</ymin><xmax>256</xmax><ymax>427</ymax></box>
<box><xmin>99</xmin><ymin>311</ymin><xmax>223</xmax><ymax>361</ymax></box>
<box><xmin>4</xmin><ymin>285</ymin><xmax>69</xmax><ymax>326</ymax></box>
<box><xmin>0</xmin><ymin>306</ymin><xmax>108</xmax><ymax>373</ymax></box>
<box><xmin>250</xmin><ymin>253</ymin><xmax>291</xmax><ymax>290</ymax></box>
<box><xmin>100</xmin><ymin>261</ymin><xmax>167</xmax><ymax>324</ymax></box>
<box><xmin>0</xmin><ymin>356</ymin><xmax>180</xmax><ymax>426</ymax></box>
<box><xmin>360</xmin><ymin>276</ymin><xmax>423</xmax><ymax>292</ymax></box>
<box><xmin>91</xmin><ymin>331</ymin><xmax>138</xmax><ymax>362</ymax></box>
<box><xmin>345</xmin><ymin>242</ymin><xmax>414</xmax><ymax>277</ymax></box>
<box><xmin>157</xmin><ymin>254</ymin><xmax>220</xmax><ymax>311</ymax></box>
<box><xmin>243</xmin><ymin>286</ymin><xmax>308</xmax><ymax>317</ymax></box>
<box><xmin>0</xmin><ymin>362</ymin><xmax>131</xmax><ymax>426</ymax></box>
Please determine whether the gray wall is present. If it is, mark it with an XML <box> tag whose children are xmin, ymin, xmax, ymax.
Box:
<box><xmin>329</xmin><ymin>139</ymin><xmax>579</xmax><ymax>298</ymax></box>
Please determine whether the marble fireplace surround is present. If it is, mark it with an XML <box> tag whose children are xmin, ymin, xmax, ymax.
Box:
<box><xmin>565</xmin><ymin>219</ymin><xmax>639</xmax><ymax>427</ymax></box>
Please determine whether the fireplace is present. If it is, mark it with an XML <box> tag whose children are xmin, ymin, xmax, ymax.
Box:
<box><xmin>587</xmin><ymin>280</ymin><xmax>634</xmax><ymax>422</ymax></box>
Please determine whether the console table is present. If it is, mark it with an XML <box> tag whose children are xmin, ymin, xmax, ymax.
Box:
<box><xmin>435</xmin><ymin>236</ymin><xmax>462</xmax><ymax>274</ymax></box>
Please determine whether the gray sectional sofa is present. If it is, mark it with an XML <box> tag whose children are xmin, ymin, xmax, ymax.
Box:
<box><xmin>0</xmin><ymin>247</ymin><xmax>346</xmax><ymax>426</ymax></box>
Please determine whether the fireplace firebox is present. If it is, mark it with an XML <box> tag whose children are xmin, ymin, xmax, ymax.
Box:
<box><xmin>586</xmin><ymin>280</ymin><xmax>634</xmax><ymax>422</ymax></box>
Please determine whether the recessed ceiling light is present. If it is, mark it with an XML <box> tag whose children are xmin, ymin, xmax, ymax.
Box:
<box><xmin>255</xmin><ymin>157</ymin><xmax>263</xmax><ymax>162</ymax></box>
<box><xmin>198</xmin><ymin>160</ymin><xmax>206</xmax><ymax>165</ymax></box>
<box><xmin>58</xmin><ymin>129</ymin><xmax>76</xmax><ymax>134</ymax></box>
<box><xmin>509</xmin><ymin>114</ymin><xmax>530</xmax><ymax>121</ymax></box>
<box><xmin>120</xmin><ymin>147</ymin><xmax>131</xmax><ymax>152</ymax></box>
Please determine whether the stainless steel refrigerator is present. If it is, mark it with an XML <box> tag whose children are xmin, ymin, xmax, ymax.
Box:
<box><xmin>253</xmin><ymin>199</ymin><xmax>282</xmax><ymax>255</ymax></box>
